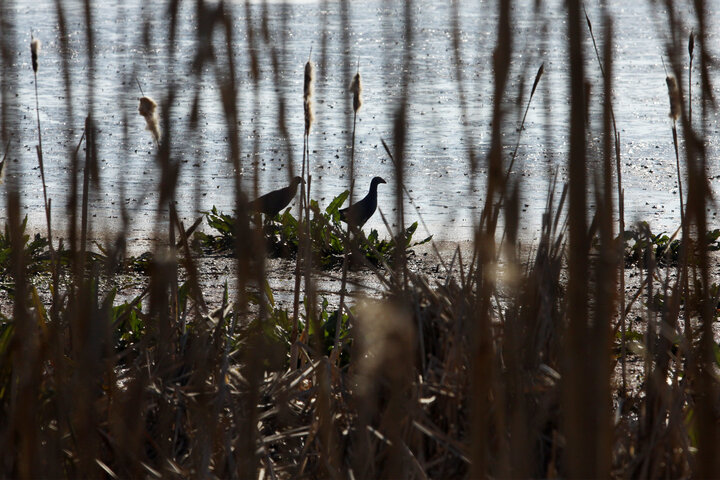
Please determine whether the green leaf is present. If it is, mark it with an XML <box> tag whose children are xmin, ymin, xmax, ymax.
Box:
<box><xmin>326</xmin><ymin>190</ymin><xmax>349</xmax><ymax>214</ymax></box>
<box><xmin>264</xmin><ymin>279</ymin><xmax>275</xmax><ymax>308</ymax></box>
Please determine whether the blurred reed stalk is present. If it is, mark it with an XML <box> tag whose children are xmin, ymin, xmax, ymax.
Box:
<box><xmin>665</xmin><ymin>72</ymin><xmax>684</xmax><ymax>226</ymax></box>
<box><xmin>585</xmin><ymin>7</ymin><xmax>627</xmax><ymax>396</ymax></box>
<box><xmin>663</xmin><ymin>65</ymin><xmax>692</xmax><ymax>343</ymax></box>
<box><xmin>334</xmin><ymin>65</ymin><xmax>362</xmax><ymax>364</ymax></box>
<box><xmin>291</xmin><ymin>54</ymin><xmax>315</xmax><ymax>366</ymax></box>
<box><xmin>564</xmin><ymin>0</ymin><xmax>603</xmax><ymax>476</ymax></box>
<box><xmin>505</xmin><ymin>63</ymin><xmax>543</xmax><ymax>182</ymax></box>
<box><xmin>302</xmin><ymin>56</ymin><xmax>318</xmax><ymax>360</ymax></box>
<box><xmin>688</xmin><ymin>31</ymin><xmax>694</xmax><ymax>127</ymax></box>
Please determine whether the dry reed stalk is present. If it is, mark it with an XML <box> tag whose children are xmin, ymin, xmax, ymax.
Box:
<box><xmin>0</xmin><ymin>139</ymin><xmax>8</xmax><ymax>183</ymax></box>
<box><xmin>563</xmin><ymin>0</ymin><xmax>601</xmax><ymax>476</ymax></box>
<box><xmin>470</xmin><ymin>0</ymin><xmax>511</xmax><ymax>476</ymax></box>
<box><xmin>665</xmin><ymin>73</ymin><xmax>685</xmax><ymax>227</ymax></box>
<box><xmin>6</xmin><ymin>190</ymin><xmax>40</xmax><ymax>478</ymax></box>
<box><xmin>291</xmin><ymin>55</ymin><xmax>315</xmax><ymax>370</ymax></box>
<box><xmin>302</xmin><ymin>59</ymin><xmax>316</xmax><ymax>345</ymax></box>
<box><xmin>303</xmin><ymin>57</ymin><xmax>314</xmax><ymax>232</ymax></box>
<box><xmin>616</xmin><ymin>127</ymin><xmax>626</xmax><ymax>394</ymax></box>
<box><xmin>502</xmin><ymin>62</ymin><xmax>544</xmax><ymax>194</ymax></box>
<box><xmin>593</xmin><ymin>14</ymin><xmax>614</xmax><ymax>473</ymax></box>
<box><xmin>664</xmin><ymin>68</ymin><xmax>692</xmax><ymax>349</ymax></box>
<box><xmin>380</xmin><ymin>139</ymin><xmax>449</xmax><ymax>274</ymax></box>
<box><xmin>449</xmin><ymin>0</ymin><xmax>478</xmax><ymax>176</ymax></box>
<box><xmin>585</xmin><ymin>9</ymin><xmax>628</xmax><ymax>396</ymax></box>
<box><xmin>80</xmin><ymin>116</ymin><xmax>96</xmax><ymax>273</ymax></box>
<box><xmin>670</xmin><ymin>13</ymin><xmax>720</xmax><ymax>474</ymax></box>
<box><xmin>392</xmin><ymin>0</ymin><xmax>413</xmax><ymax>290</ymax></box>
<box><xmin>30</xmin><ymin>35</ymin><xmax>54</xmax><ymax>258</ymax></box>
<box><xmin>688</xmin><ymin>31</ymin><xmax>694</xmax><ymax>126</ymax></box>
<box><xmin>334</xmin><ymin>65</ymin><xmax>363</xmax><ymax>365</ymax></box>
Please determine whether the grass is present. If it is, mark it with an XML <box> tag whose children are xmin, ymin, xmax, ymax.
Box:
<box><xmin>0</xmin><ymin>0</ymin><xmax>719</xmax><ymax>478</ymax></box>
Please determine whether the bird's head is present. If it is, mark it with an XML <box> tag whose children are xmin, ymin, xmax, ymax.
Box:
<box><xmin>371</xmin><ymin>176</ymin><xmax>387</xmax><ymax>187</ymax></box>
<box><xmin>292</xmin><ymin>176</ymin><xmax>305</xmax><ymax>187</ymax></box>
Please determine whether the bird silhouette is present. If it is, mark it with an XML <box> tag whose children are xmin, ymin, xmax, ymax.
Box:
<box><xmin>339</xmin><ymin>176</ymin><xmax>387</xmax><ymax>228</ymax></box>
<box><xmin>248</xmin><ymin>176</ymin><xmax>304</xmax><ymax>218</ymax></box>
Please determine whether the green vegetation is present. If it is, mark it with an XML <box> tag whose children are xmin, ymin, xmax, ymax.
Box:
<box><xmin>196</xmin><ymin>189</ymin><xmax>431</xmax><ymax>268</ymax></box>
<box><xmin>623</xmin><ymin>222</ymin><xmax>720</xmax><ymax>266</ymax></box>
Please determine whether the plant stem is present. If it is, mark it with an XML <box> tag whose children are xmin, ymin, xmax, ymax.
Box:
<box><xmin>33</xmin><ymin>70</ymin><xmax>53</xmax><ymax>254</ymax></box>
<box><xmin>290</xmin><ymin>136</ymin><xmax>307</xmax><ymax>368</ymax></box>
<box><xmin>333</xmin><ymin>110</ymin><xmax>357</xmax><ymax>364</ymax></box>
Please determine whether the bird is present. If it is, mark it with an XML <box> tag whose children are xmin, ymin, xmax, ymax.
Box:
<box><xmin>248</xmin><ymin>176</ymin><xmax>304</xmax><ymax>218</ymax></box>
<box><xmin>339</xmin><ymin>176</ymin><xmax>387</xmax><ymax>229</ymax></box>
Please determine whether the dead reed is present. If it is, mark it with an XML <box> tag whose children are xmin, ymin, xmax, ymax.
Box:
<box><xmin>0</xmin><ymin>1</ymin><xmax>718</xmax><ymax>478</ymax></box>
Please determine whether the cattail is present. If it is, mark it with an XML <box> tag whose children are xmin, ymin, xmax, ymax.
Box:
<box><xmin>354</xmin><ymin>301</ymin><xmax>415</xmax><ymax>397</ymax></box>
<box><xmin>688</xmin><ymin>30</ymin><xmax>695</xmax><ymax>60</ymax></box>
<box><xmin>303</xmin><ymin>60</ymin><xmax>314</xmax><ymax>136</ymax></box>
<box><xmin>138</xmin><ymin>96</ymin><xmax>161</xmax><ymax>143</ymax></box>
<box><xmin>349</xmin><ymin>71</ymin><xmax>363</xmax><ymax>113</ymax></box>
<box><xmin>303</xmin><ymin>59</ymin><xmax>314</xmax><ymax>101</ymax></box>
<box><xmin>666</xmin><ymin>75</ymin><xmax>681</xmax><ymax>122</ymax></box>
<box><xmin>30</xmin><ymin>36</ymin><xmax>41</xmax><ymax>73</ymax></box>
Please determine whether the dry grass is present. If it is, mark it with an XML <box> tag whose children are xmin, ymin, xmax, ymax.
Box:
<box><xmin>0</xmin><ymin>0</ymin><xmax>719</xmax><ymax>478</ymax></box>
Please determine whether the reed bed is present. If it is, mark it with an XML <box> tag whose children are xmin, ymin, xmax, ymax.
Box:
<box><xmin>0</xmin><ymin>0</ymin><xmax>719</xmax><ymax>478</ymax></box>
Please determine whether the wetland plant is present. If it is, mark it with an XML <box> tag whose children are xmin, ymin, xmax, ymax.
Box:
<box><xmin>0</xmin><ymin>1</ymin><xmax>719</xmax><ymax>479</ymax></box>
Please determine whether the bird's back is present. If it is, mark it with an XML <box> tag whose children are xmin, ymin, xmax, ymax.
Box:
<box><xmin>249</xmin><ymin>183</ymin><xmax>295</xmax><ymax>217</ymax></box>
<box><xmin>340</xmin><ymin>188</ymin><xmax>377</xmax><ymax>228</ymax></box>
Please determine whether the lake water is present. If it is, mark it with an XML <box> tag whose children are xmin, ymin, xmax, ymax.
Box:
<box><xmin>2</xmin><ymin>0</ymin><xmax>719</xmax><ymax>247</ymax></box>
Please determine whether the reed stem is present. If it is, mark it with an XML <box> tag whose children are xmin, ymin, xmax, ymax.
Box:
<box><xmin>333</xmin><ymin>109</ymin><xmax>357</xmax><ymax>364</ymax></box>
<box><xmin>32</xmin><ymin>53</ymin><xmax>53</xmax><ymax>254</ymax></box>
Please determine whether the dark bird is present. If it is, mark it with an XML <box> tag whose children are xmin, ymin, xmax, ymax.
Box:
<box><xmin>248</xmin><ymin>176</ymin><xmax>304</xmax><ymax>218</ymax></box>
<box><xmin>339</xmin><ymin>176</ymin><xmax>387</xmax><ymax>228</ymax></box>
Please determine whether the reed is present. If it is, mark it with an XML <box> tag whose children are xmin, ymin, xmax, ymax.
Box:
<box><xmin>0</xmin><ymin>1</ymin><xmax>718</xmax><ymax>478</ymax></box>
<box><xmin>30</xmin><ymin>35</ymin><xmax>54</xmax><ymax>257</ymax></box>
<box><xmin>584</xmin><ymin>6</ymin><xmax>627</xmax><ymax>395</ymax></box>
<box><xmin>334</xmin><ymin>65</ymin><xmax>363</xmax><ymax>363</ymax></box>
<box><xmin>665</xmin><ymin>73</ymin><xmax>685</xmax><ymax>229</ymax></box>
<box><xmin>688</xmin><ymin>31</ymin><xmax>694</xmax><ymax>126</ymax></box>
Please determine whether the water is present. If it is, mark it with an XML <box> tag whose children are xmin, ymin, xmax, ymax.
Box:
<box><xmin>2</xmin><ymin>0</ymin><xmax>719</xmax><ymax>246</ymax></box>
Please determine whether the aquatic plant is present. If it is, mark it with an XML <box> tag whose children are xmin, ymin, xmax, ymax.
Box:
<box><xmin>666</xmin><ymin>74</ymin><xmax>681</xmax><ymax>121</ymax></box>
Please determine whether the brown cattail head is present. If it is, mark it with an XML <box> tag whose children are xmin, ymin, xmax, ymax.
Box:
<box><xmin>349</xmin><ymin>71</ymin><xmax>363</xmax><ymax>113</ymax></box>
<box><xmin>666</xmin><ymin>75</ymin><xmax>681</xmax><ymax>121</ymax></box>
<box><xmin>303</xmin><ymin>60</ymin><xmax>315</xmax><ymax>135</ymax></box>
<box><xmin>303</xmin><ymin>60</ymin><xmax>314</xmax><ymax>101</ymax></box>
<box><xmin>30</xmin><ymin>36</ymin><xmax>41</xmax><ymax>73</ymax></box>
<box><xmin>688</xmin><ymin>31</ymin><xmax>695</xmax><ymax>59</ymax></box>
<box><xmin>138</xmin><ymin>96</ymin><xmax>161</xmax><ymax>142</ymax></box>
<box><xmin>531</xmin><ymin>62</ymin><xmax>544</xmax><ymax>98</ymax></box>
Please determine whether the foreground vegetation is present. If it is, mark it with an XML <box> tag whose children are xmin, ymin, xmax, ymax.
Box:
<box><xmin>1</xmin><ymin>0</ymin><xmax>720</xmax><ymax>478</ymax></box>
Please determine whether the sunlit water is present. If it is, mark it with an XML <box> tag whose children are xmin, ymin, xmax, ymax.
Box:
<box><xmin>2</xmin><ymin>0</ymin><xmax>720</xmax><ymax>247</ymax></box>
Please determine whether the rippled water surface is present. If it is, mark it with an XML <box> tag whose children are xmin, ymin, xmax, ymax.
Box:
<box><xmin>2</xmin><ymin>0</ymin><xmax>720</xmax><ymax>244</ymax></box>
